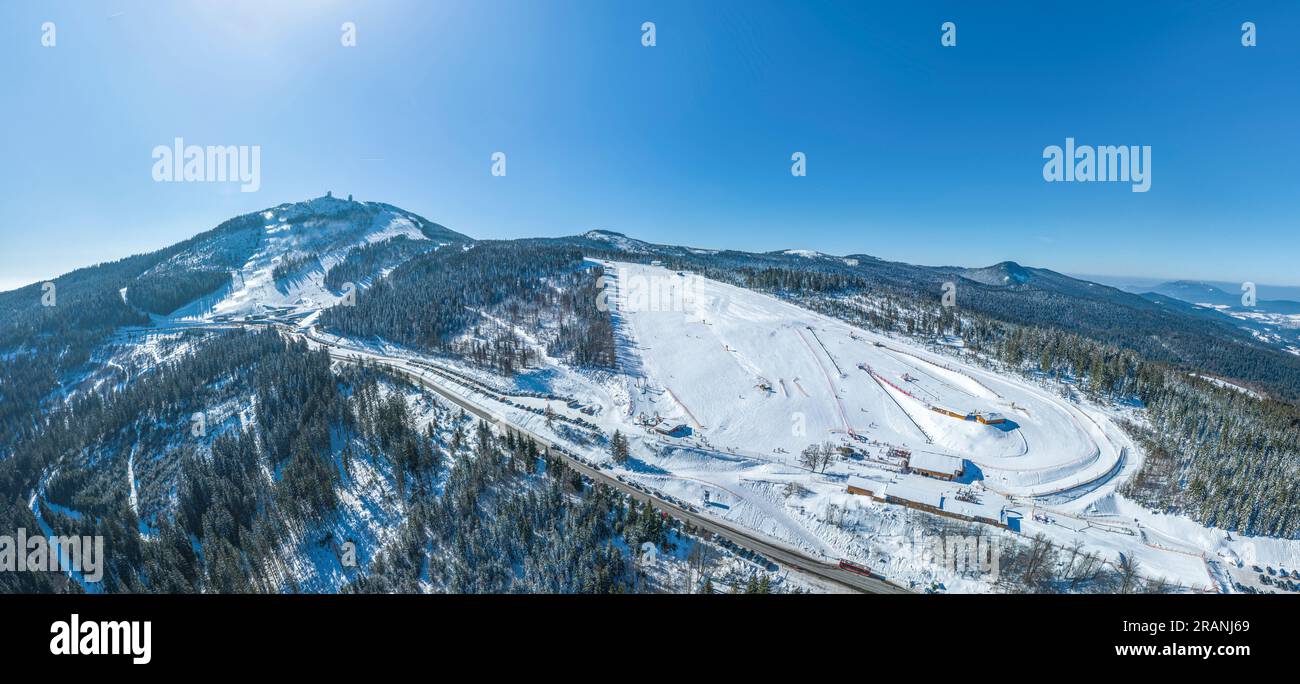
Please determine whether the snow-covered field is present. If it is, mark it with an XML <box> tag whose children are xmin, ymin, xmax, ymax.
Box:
<box><xmin>600</xmin><ymin>262</ymin><xmax>1123</xmax><ymax>498</ymax></box>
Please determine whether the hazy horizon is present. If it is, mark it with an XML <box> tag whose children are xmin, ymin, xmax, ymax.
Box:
<box><xmin>3</xmin><ymin>191</ymin><xmax>1297</xmax><ymax>295</ymax></box>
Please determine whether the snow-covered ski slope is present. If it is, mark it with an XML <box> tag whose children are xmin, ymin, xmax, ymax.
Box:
<box><xmin>607</xmin><ymin>261</ymin><xmax>1121</xmax><ymax>497</ymax></box>
<box><xmin>164</xmin><ymin>196</ymin><xmax>441</xmax><ymax>323</ymax></box>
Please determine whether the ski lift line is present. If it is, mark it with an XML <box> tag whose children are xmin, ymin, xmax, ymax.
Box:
<box><xmin>861</xmin><ymin>364</ymin><xmax>934</xmax><ymax>443</ymax></box>
<box><xmin>805</xmin><ymin>326</ymin><xmax>847</xmax><ymax>377</ymax></box>
<box><xmin>905</xmin><ymin>377</ymin><xmax>941</xmax><ymax>402</ymax></box>
<box><xmin>662</xmin><ymin>385</ymin><xmax>706</xmax><ymax>430</ymax></box>
<box><xmin>880</xmin><ymin>347</ymin><xmax>970</xmax><ymax>401</ymax></box>
<box><xmin>873</xmin><ymin>340</ymin><xmax>1004</xmax><ymax>400</ymax></box>
<box><xmin>794</xmin><ymin>327</ymin><xmax>855</xmax><ymax>435</ymax></box>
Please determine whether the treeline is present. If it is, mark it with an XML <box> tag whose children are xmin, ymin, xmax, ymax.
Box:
<box><xmin>346</xmin><ymin>424</ymin><xmax>646</xmax><ymax>593</ymax></box>
<box><xmin>4</xmin><ymin>328</ymin><xmax>653</xmax><ymax>593</ymax></box>
<box><xmin>4</xmin><ymin>330</ymin><xmax>442</xmax><ymax>592</ymax></box>
<box><xmin>128</xmin><ymin>269</ymin><xmax>230</xmax><ymax>315</ymax></box>
<box><xmin>272</xmin><ymin>253</ymin><xmax>320</xmax><ymax>281</ymax></box>
<box><xmin>0</xmin><ymin>211</ymin><xmax>265</xmax><ymax>449</ymax></box>
<box><xmin>321</xmin><ymin>241</ymin><xmax>615</xmax><ymax>374</ymax></box>
<box><xmin>1120</xmin><ymin>378</ymin><xmax>1300</xmax><ymax>538</ymax></box>
<box><xmin>323</xmin><ymin>236</ymin><xmax>434</xmax><ymax>291</ymax></box>
<box><xmin>742</xmin><ymin>265</ymin><xmax>870</xmax><ymax>294</ymax></box>
<box><xmin>547</xmin><ymin>269</ymin><xmax>617</xmax><ymax>367</ymax></box>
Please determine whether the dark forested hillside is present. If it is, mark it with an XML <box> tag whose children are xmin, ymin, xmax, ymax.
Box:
<box><xmin>128</xmin><ymin>269</ymin><xmax>231</xmax><ymax>315</ymax></box>
<box><xmin>320</xmin><ymin>241</ymin><xmax>615</xmax><ymax>373</ymax></box>
<box><xmin>323</xmin><ymin>236</ymin><xmax>435</xmax><ymax>291</ymax></box>
<box><xmin>0</xmin><ymin>329</ymin><xmax>652</xmax><ymax>593</ymax></box>
<box><xmin>345</xmin><ymin>425</ymin><xmax>639</xmax><ymax>593</ymax></box>
<box><xmin>271</xmin><ymin>253</ymin><xmax>320</xmax><ymax>282</ymax></box>
<box><xmin>1120</xmin><ymin>379</ymin><xmax>1300</xmax><ymax>537</ymax></box>
<box><xmin>0</xmin><ymin>198</ymin><xmax>469</xmax><ymax>456</ymax></box>
<box><xmin>0</xmin><ymin>211</ymin><xmax>267</xmax><ymax>445</ymax></box>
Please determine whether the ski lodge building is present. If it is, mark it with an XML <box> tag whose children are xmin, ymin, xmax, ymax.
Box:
<box><xmin>906</xmin><ymin>452</ymin><xmax>964</xmax><ymax>480</ymax></box>
<box><xmin>929</xmin><ymin>406</ymin><xmax>1008</xmax><ymax>427</ymax></box>
<box><xmin>652</xmin><ymin>422</ymin><xmax>689</xmax><ymax>438</ymax></box>
<box><xmin>846</xmin><ymin>475</ymin><xmax>1008</xmax><ymax>529</ymax></box>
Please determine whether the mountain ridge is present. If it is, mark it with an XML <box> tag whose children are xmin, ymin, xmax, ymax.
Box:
<box><xmin>5</xmin><ymin>197</ymin><xmax>1300</xmax><ymax>401</ymax></box>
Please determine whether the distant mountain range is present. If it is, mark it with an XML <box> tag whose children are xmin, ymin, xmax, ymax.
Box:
<box><xmin>1076</xmin><ymin>274</ymin><xmax>1300</xmax><ymax>311</ymax></box>
<box><xmin>1063</xmin><ymin>275</ymin><xmax>1300</xmax><ymax>355</ymax></box>
<box><xmin>1143</xmin><ymin>280</ymin><xmax>1300</xmax><ymax>314</ymax></box>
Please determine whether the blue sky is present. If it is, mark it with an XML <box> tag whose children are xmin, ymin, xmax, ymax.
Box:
<box><xmin>2</xmin><ymin>0</ymin><xmax>1298</xmax><ymax>291</ymax></box>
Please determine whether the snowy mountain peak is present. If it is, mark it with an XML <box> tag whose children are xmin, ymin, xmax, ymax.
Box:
<box><xmin>963</xmin><ymin>261</ymin><xmax>1032</xmax><ymax>287</ymax></box>
<box><xmin>1164</xmin><ymin>280</ymin><xmax>1232</xmax><ymax>297</ymax></box>
<box><xmin>580</xmin><ymin>229</ymin><xmax>652</xmax><ymax>252</ymax></box>
<box><xmin>583</xmin><ymin>229</ymin><xmax>626</xmax><ymax>239</ymax></box>
<box><xmin>137</xmin><ymin>198</ymin><xmax>470</xmax><ymax>322</ymax></box>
